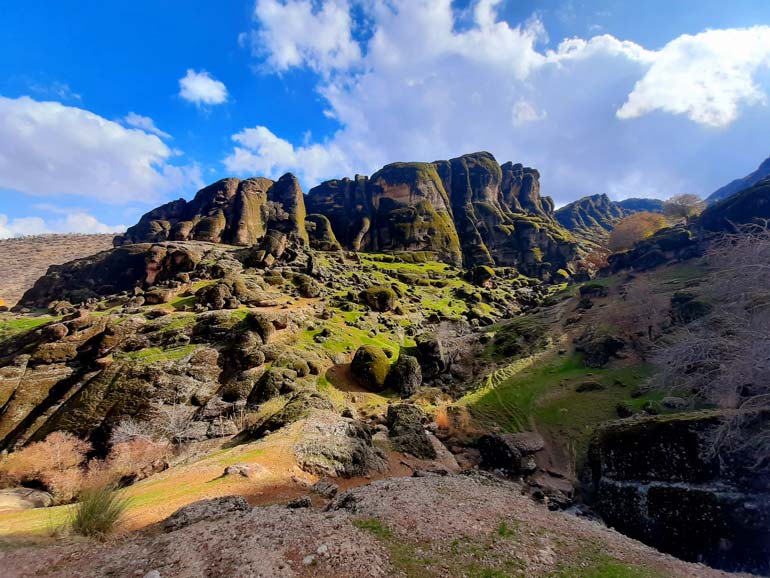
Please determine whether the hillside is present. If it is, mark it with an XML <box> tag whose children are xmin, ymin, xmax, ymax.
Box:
<box><xmin>0</xmin><ymin>234</ymin><xmax>114</xmax><ymax>307</ymax></box>
<box><xmin>707</xmin><ymin>155</ymin><xmax>770</xmax><ymax>204</ymax></box>
<box><xmin>1</xmin><ymin>154</ymin><xmax>770</xmax><ymax>577</ymax></box>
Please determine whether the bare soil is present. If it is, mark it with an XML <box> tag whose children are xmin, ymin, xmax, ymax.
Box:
<box><xmin>0</xmin><ymin>234</ymin><xmax>114</xmax><ymax>306</ymax></box>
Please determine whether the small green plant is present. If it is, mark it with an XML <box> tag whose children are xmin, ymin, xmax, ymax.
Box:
<box><xmin>353</xmin><ymin>517</ymin><xmax>393</xmax><ymax>539</ymax></box>
<box><xmin>496</xmin><ymin>521</ymin><xmax>517</xmax><ymax>538</ymax></box>
<box><xmin>69</xmin><ymin>485</ymin><xmax>130</xmax><ymax>539</ymax></box>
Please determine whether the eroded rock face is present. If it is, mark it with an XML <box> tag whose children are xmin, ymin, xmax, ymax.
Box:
<box><xmin>307</xmin><ymin>152</ymin><xmax>578</xmax><ymax>276</ymax></box>
<box><xmin>588</xmin><ymin>411</ymin><xmax>770</xmax><ymax>574</ymax></box>
<box><xmin>114</xmin><ymin>153</ymin><xmax>579</xmax><ymax>277</ymax></box>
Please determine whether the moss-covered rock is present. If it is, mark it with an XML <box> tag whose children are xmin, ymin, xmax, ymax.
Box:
<box><xmin>361</xmin><ymin>286</ymin><xmax>397</xmax><ymax>312</ymax></box>
<box><xmin>350</xmin><ymin>345</ymin><xmax>390</xmax><ymax>391</ymax></box>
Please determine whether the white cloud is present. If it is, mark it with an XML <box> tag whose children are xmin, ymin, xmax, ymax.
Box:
<box><xmin>123</xmin><ymin>112</ymin><xmax>171</xmax><ymax>139</ymax></box>
<box><xmin>0</xmin><ymin>96</ymin><xmax>200</xmax><ymax>203</ymax></box>
<box><xmin>0</xmin><ymin>96</ymin><xmax>201</xmax><ymax>203</ymax></box>
<box><xmin>234</xmin><ymin>1</ymin><xmax>770</xmax><ymax>202</ymax></box>
<box><xmin>224</xmin><ymin>125</ymin><xmax>351</xmax><ymax>184</ymax></box>
<box><xmin>0</xmin><ymin>212</ymin><xmax>125</xmax><ymax>238</ymax></box>
<box><xmin>250</xmin><ymin>0</ymin><xmax>361</xmax><ymax>75</ymax></box>
<box><xmin>618</xmin><ymin>26</ymin><xmax>770</xmax><ymax>127</ymax></box>
<box><xmin>178</xmin><ymin>69</ymin><xmax>228</xmax><ymax>106</ymax></box>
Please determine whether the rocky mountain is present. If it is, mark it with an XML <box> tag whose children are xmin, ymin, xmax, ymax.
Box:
<box><xmin>117</xmin><ymin>152</ymin><xmax>578</xmax><ymax>279</ymax></box>
<box><xmin>555</xmin><ymin>194</ymin><xmax>625</xmax><ymax>247</ymax></box>
<box><xmin>707</xmin><ymin>155</ymin><xmax>770</xmax><ymax>204</ymax></box>
<box><xmin>700</xmin><ymin>176</ymin><xmax>770</xmax><ymax>231</ymax></box>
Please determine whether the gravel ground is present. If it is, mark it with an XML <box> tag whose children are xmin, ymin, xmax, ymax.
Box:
<box><xmin>0</xmin><ymin>473</ymin><xmax>752</xmax><ymax>578</ymax></box>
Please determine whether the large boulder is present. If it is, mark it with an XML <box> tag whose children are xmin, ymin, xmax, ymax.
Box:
<box><xmin>294</xmin><ymin>411</ymin><xmax>387</xmax><ymax>477</ymax></box>
<box><xmin>350</xmin><ymin>345</ymin><xmax>391</xmax><ymax>392</ymax></box>
<box><xmin>384</xmin><ymin>355</ymin><xmax>422</xmax><ymax>397</ymax></box>
<box><xmin>386</xmin><ymin>404</ymin><xmax>436</xmax><ymax>460</ymax></box>
<box><xmin>162</xmin><ymin>496</ymin><xmax>250</xmax><ymax>532</ymax></box>
<box><xmin>361</xmin><ymin>286</ymin><xmax>397</xmax><ymax>312</ymax></box>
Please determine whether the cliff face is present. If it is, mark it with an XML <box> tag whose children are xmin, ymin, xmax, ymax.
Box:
<box><xmin>116</xmin><ymin>152</ymin><xmax>578</xmax><ymax>277</ymax></box>
<box><xmin>306</xmin><ymin>152</ymin><xmax>577</xmax><ymax>276</ymax></box>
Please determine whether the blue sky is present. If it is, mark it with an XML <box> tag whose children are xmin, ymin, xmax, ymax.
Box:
<box><xmin>2</xmin><ymin>0</ymin><xmax>770</xmax><ymax>236</ymax></box>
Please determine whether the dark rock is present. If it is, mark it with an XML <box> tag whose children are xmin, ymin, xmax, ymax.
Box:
<box><xmin>384</xmin><ymin>355</ymin><xmax>422</xmax><ymax>397</ymax></box>
<box><xmin>287</xmin><ymin>497</ymin><xmax>312</xmax><ymax>509</ymax></box>
<box><xmin>162</xmin><ymin>496</ymin><xmax>250</xmax><ymax>532</ymax></box>
<box><xmin>386</xmin><ymin>404</ymin><xmax>436</xmax><ymax>460</ymax></box>
<box><xmin>350</xmin><ymin>345</ymin><xmax>391</xmax><ymax>391</ymax></box>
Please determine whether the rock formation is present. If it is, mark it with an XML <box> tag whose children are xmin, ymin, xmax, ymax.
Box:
<box><xmin>700</xmin><ymin>176</ymin><xmax>770</xmax><ymax>231</ymax></box>
<box><xmin>116</xmin><ymin>152</ymin><xmax>579</xmax><ymax>278</ymax></box>
<box><xmin>589</xmin><ymin>411</ymin><xmax>770</xmax><ymax>574</ymax></box>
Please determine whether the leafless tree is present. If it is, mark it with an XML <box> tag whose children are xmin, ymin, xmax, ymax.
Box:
<box><xmin>651</xmin><ymin>223</ymin><xmax>770</xmax><ymax>472</ymax></box>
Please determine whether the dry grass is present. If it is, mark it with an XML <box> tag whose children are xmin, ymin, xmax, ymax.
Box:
<box><xmin>0</xmin><ymin>233</ymin><xmax>114</xmax><ymax>306</ymax></box>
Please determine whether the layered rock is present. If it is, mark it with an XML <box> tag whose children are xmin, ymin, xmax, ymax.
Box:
<box><xmin>588</xmin><ymin>411</ymin><xmax>770</xmax><ymax>574</ymax></box>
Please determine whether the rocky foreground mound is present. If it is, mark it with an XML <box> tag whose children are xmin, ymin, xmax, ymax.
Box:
<box><xmin>1</xmin><ymin>473</ymin><xmax>738</xmax><ymax>578</ymax></box>
<box><xmin>114</xmin><ymin>152</ymin><xmax>578</xmax><ymax>278</ymax></box>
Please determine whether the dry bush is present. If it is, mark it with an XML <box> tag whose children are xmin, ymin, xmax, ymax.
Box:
<box><xmin>608</xmin><ymin>212</ymin><xmax>668</xmax><ymax>252</ymax></box>
<box><xmin>0</xmin><ymin>432</ymin><xmax>91</xmax><ymax>503</ymax></box>
<box><xmin>651</xmin><ymin>223</ymin><xmax>770</xmax><ymax>471</ymax></box>
<box><xmin>578</xmin><ymin>248</ymin><xmax>610</xmax><ymax>276</ymax></box>
<box><xmin>88</xmin><ymin>439</ymin><xmax>170</xmax><ymax>488</ymax></box>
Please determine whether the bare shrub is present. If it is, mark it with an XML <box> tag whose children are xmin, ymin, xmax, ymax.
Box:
<box><xmin>88</xmin><ymin>439</ymin><xmax>170</xmax><ymax>488</ymax></box>
<box><xmin>651</xmin><ymin>223</ymin><xmax>770</xmax><ymax>471</ymax></box>
<box><xmin>0</xmin><ymin>432</ymin><xmax>90</xmax><ymax>503</ymax></box>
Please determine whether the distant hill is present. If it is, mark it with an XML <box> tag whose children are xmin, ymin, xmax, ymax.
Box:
<box><xmin>0</xmin><ymin>234</ymin><xmax>114</xmax><ymax>307</ymax></box>
<box><xmin>617</xmin><ymin>198</ymin><xmax>664</xmax><ymax>213</ymax></box>
<box><xmin>555</xmin><ymin>194</ymin><xmax>663</xmax><ymax>248</ymax></box>
<box><xmin>701</xmin><ymin>176</ymin><xmax>770</xmax><ymax>231</ymax></box>
<box><xmin>707</xmin><ymin>155</ymin><xmax>770</xmax><ymax>204</ymax></box>
<box><xmin>555</xmin><ymin>194</ymin><xmax>625</xmax><ymax>247</ymax></box>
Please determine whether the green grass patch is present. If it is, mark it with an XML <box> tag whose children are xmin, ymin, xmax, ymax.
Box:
<box><xmin>0</xmin><ymin>314</ymin><xmax>59</xmax><ymax>342</ymax></box>
<box><xmin>118</xmin><ymin>344</ymin><xmax>198</xmax><ymax>363</ymax></box>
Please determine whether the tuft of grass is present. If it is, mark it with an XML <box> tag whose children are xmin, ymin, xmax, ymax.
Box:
<box><xmin>69</xmin><ymin>485</ymin><xmax>130</xmax><ymax>539</ymax></box>
<box><xmin>353</xmin><ymin>517</ymin><xmax>393</xmax><ymax>539</ymax></box>
<box><xmin>496</xmin><ymin>521</ymin><xmax>517</xmax><ymax>538</ymax></box>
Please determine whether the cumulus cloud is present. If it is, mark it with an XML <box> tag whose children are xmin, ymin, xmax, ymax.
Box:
<box><xmin>0</xmin><ymin>96</ymin><xmax>201</xmax><ymax>203</ymax></box>
<box><xmin>0</xmin><ymin>212</ymin><xmax>125</xmax><ymax>239</ymax></box>
<box><xmin>178</xmin><ymin>69</ymin><xmax>228</xmax><ymax>106</ymax></box>
<box><xmin>123</xmin><ymin>112</ymin><xmax>171</xmax><ymax>139</ymax></box>
<box><xmin>249</xmin><ymin>0</ymin><xmax>361</xmax><ymax>75</ymax></box>
<box><xmin>224</xmin><ymin>125</ymin><xmax>351</xmax><ymax>184</ymax></box>
<box><xmin>233</xmin><ymin>0</ymin><xmax>770</xmax><ymax>201</ymax></box>
<box><xmin>618</xmin><ymin>26</ymin><xmax>770</xmax><ymax>127</ymax></box>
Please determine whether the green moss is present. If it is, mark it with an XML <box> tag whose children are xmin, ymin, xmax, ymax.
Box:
<box><xmin>119</xmin><ymin>344</ymin><xmax>198</xmax><ymax>363</ymax></box>
<box><xmin>0</xmin><ymin>315</ymin><xmax>59</xmax><ymax>343</ymax></box>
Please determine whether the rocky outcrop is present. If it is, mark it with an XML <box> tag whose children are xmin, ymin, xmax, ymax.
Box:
<box><xmin>607</xmin><ymin>226</ymin><xmax>702</xmax><ymax>272</ymax></box>
<box><xmin>555</xmin><ymin>194</ymin><xmax>625</xmax><ymax>247</ymax></box>
<box><xmin>115</xmin><ymin>153</ymin><xmax>578</xmax><ymax>277</ymax></box>
<box><xmin>700</xmin><ymin>176</ymin><xmax>770</xmax><ymax>232</ymax></box>
<box><xmin>707</xmin><ymin>154</ymin><xmax>770</xmax><ymax>204</ymax></box>
<box><xmin>588</xmin><ymin>411</ymin><xmax>770</xmax><ymax>574</ymax></box>
<box><xmin>114</xmin><ymin>175</ymin><xmax>308</xmax><ymax>248</ymax></box>
<box><xmin>308</xmin><ymin>152</ymin><xmax>581</xmax><ymax>276</ymax></box>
